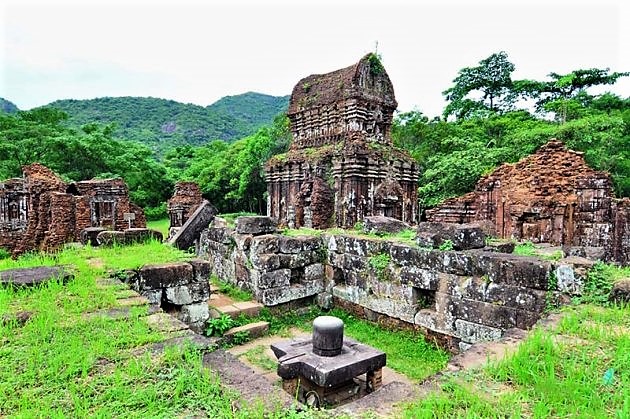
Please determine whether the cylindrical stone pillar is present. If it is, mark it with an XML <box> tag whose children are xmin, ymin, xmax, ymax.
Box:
<box><xmin>312</xmin><ymin>315</ymin><xmax>344</xmax><ymax>357</ymax></box>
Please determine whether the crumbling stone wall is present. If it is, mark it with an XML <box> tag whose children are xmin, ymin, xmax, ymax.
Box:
<box><xmin>612</xmin><ymin>199</ymin><xmax>630</xmax><ymax>265</ymax></box>
<box><xmin>0</xmin><ymin>163</ymin><xmax>146</xmax><ymax>256</ymax></box>
<box><xmin>198</xmin><ymin>216</ymin><xmax>325</xmax><ymax>306</ymax></box>
<box><xmin>121</xmin><ymin>259</ymin><xmax>211</xmax><ymax>331</ymax></box>
<box><xmin>198</xmin><ymin>217</ymin><xmax>555</xmax><ymax>352</ymax></box>
<box><xmin>265</xmin><ymin>54</ymin><xmax>419</xmax><ymax>229</ymax></box>
<box><xmin>426</xmin><ymin>140</ymin><xmax>629</xmax><ymax>265</ymax></box>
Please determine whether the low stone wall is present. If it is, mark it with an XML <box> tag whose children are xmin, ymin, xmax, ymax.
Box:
<box><xmin>199</xmin><ymin>218</ymin><xmax>556</xmax><ymax>352</ymax></box>
<box><xmin>121</xmin><ymin>259</ymin><xmax>210</xmax><ymax>332</ymax></box>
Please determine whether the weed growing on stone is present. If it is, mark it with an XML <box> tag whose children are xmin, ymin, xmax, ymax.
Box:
<box><xmin>368</xmin><ymin>253</ymin><xmax>391</xmax><ymax>280</ymax></box>
<box><xmin>281</xmin><ymin>227</ymin><xmax>323</xmax><ymax>237</ymax></box>
<box><xmin>438</xmin><ymin>240</ymin><xmax>454</xmax><ymax>251</ymax></box>
<box><xmin>513</xmin><ymin>241</ymin><xmax>537</xmax><ymax>257</ymax></box>
<box><xmin>206</xmin><ymin>313</ymin><xmax>237</xmax><ymax>336</ymax></box>
<box><xmin>572</xmin><ymin>262</ymin><xmax>630</xmax><ymax>306</ymax></box>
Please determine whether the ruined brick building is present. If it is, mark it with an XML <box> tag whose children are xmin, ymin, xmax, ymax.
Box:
<box><xmin>167</xmin><ymin>181</ymin><xmax>204</xmax><ymax>238</ymax></box>
<box><xmin>0</xmin><ymin>163</ymin><xmax>145</xmax><ymax>256</ymax></box>
<box><xmin>426</xmin><ymin>140</ymin><xmax>630</xmax><ymax>264</ymax></box>
<box><xmin>265</xmin><ymin>54</ymin><xmax>419</xmax><ymax>228</ymax></box>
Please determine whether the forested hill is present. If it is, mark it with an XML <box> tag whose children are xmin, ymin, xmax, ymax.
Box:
<box><xmin>0</xmin><ymin>98</ymin><xmax>19</xmax><ymax>114</ymax></box>
<box><xmin>45</xmin><ymin>92</ymin><xmax>289</xmax><ymax>153</ymax></box>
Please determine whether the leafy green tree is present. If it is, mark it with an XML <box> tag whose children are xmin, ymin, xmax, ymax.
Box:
<box><xmin>443</xmin><ymin>51</ymin><xmax>516</xmax><ymax>119</ymax></box>
<box><xmin>514</xmin><ymin>68</ymin><xmax>629</xmax><ymax>121</ymax></box>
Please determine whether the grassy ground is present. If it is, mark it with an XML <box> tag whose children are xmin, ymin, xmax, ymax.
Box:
<box><xmin>2</xmin><ymin>239</ymin><xmax>629</xmax><ymax>417</ymax></box>
<box><xmin>0</xmin><ymin>242</ymin><xmax>295</xmax><ymax>418</ymax></box>
<box><xmin>146</xmin><ymin>217</ymin><xmax>170</xmax><ymax>238</ymax></box>
<box><xmin>401</xmin><ymin>302</ymin><xmax>630</xmax><ymax>418</ymax></box>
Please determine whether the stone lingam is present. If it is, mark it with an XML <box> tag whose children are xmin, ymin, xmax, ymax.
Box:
<box><xmin>270</xmin><ymin>316</ymin><xmax>386</xmax><ymax>408</ymax></box>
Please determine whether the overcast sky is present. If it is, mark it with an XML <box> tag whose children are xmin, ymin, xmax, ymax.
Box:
<box><xmin>2</xmin><ymin>0</ymin><xmax>629</xmax><ymax>118</ymax></box>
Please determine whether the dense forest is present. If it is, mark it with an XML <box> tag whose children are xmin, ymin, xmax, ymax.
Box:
<box><xmin>1</xmin><ymin>52</ymin><xmax>628</xmax><ymax>219</ymax></box>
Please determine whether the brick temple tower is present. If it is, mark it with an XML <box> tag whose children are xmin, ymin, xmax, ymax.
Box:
<box><xmin>265</xmin><ymin>54</ymin><xmax>419</xmax><ymax>228</ymax></box>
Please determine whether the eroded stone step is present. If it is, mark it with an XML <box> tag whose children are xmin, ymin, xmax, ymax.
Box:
<box><xmin>213</xmin><ymin>301</ymin><xmax>264</xmax><ymax>319</ymax></box>
<box><xmin>224</xmin><ymin>321</ymin><xmax>269</xmax><ymax>340</ymax></box>
<box><xmin>144</xmin><ymin>312</ymin><xmax>190</xmax><ymax>333</ymax></box>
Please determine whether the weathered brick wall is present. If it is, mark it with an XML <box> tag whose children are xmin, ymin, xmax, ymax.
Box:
<box><xmin>612</xmin><ymin>198</ymin><xmax>630</xmax><ymax>265</ymax></box>
<box><xmin>1</xmin><ymin>164</ymin><xmax>145</xmax><ymax>255</ymax></box>
<box><xmin>74</xmin><ymin>196</ymin><xmax>91</xmax><ymax>238</ymax></box>
<box><xmin>167</xmin><ymin>182</ymin><xmax>203</xmax><ymax>228</ymax></box>
<box><xmin>427</xmin><ymin>140</ymin><xmax>627</xmax><ymax>265</ymax></box>
<box><xmin>199</xmin><ymin>217</ymin><xmax>556</xmax><ymax>352</ymax></box>
<box><xmin>10</xmin><ymin>164</ymin><xmax>66</xmax><ymax>256</ymax></box>
<box><xmin>43</xmin><ymin>193</ymin><xmax>76</xmax><ymax>251</ymax></box>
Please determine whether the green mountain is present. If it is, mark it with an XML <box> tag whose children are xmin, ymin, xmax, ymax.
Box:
<box><xmin>0</xmin><ymin>98</ymin><xmax>19</xmax><ymax>114</ymax></box>
<box><xmin>45</xmin><ymin>92</ymin><xmax>289</xmax><ymax>154</ymax></box>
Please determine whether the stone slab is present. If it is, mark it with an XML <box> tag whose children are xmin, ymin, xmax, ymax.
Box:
<box><xmin>0</xmin><ymin>266</ymin><xmax>73</xmax><ymax>288</ymax></box>
<box><xmin>168</xmin><ymin>200</ymin><xmax>217</xmax><ymax>250</ymax></box>
<box><xmin>215</xmin><ymin>305</ymin><xmax>241</xmax><ymax>319</ymax></box>
<box><xmin>144</xmin><ymin>312</ymin><xmax>190</xmax><ymax>333</ymax></box>
<box><xmin>224</xmin><ymin>321</ymin><xmax>269</xmax><ymax>340</ymax></box>
<box><xmin>232</xmin><ymin>301</ymin><xmax>263</xmax><ymax>317</ymax></box>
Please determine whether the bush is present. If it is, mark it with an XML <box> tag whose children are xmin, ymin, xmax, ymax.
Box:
<box><xmin>144</xmin><ymin>202</ymin><xmax>167</xmax><ymax>220</ymax></box>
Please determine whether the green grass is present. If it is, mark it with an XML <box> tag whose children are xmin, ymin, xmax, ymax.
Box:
<box><xmin>401</xmin><ymin>302</ymin><xmax>630</xmax><ymax>418</ymax></box>
<box><xmin>147</xmin><ymin>217</ymin><xmax>170</xmax><ymax>238</ymax></box>
<box><xmin>0</xmin><ymin>242</ymin><xmax>253</xmax><ymax>417</ymax></box>
<box><xmin>240</xmin><ymin>345</ymin><xmax>278</xmax><ymax>372</ymax></box>
<box><xmin>513</xmin><ymin>241</ymin><xmax>537</xmax><ymax>257</ymax></box>
<box><xmin>210</xmin><ymin>276</ymin><xmax>253</xmax><ymax>302</ymax></box>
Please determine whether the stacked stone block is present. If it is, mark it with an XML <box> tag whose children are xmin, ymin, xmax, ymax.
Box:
<box><xmin>123</xmin><ymin>259</ymin><xmax>211</xmax><ymax>331</ymax></box>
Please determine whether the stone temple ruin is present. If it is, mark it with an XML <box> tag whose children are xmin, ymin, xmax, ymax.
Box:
<box><xmin>167</xmin><ymin>181</ymin><xmax>204</xmax><ymax>239</ymax></box>
<box><xmin>426</xmin><ymin>140</ymin><xmax>630</xmax><ymax>265</ymax></box>
<box><xmin>0</xmin><ymin>163</ymin><xmax>146</xmax><ymax>256</ymax></box>
<box><xmin>265</xmin><ymin>54</ymin><xmax>419</xmax><ymax>229</ymax></box>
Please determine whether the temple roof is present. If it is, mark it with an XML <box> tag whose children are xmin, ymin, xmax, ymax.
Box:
<box><xmin>287</xmin><ymin>54</ymin><xmax>397</xmax><ymax>114</ymax></box>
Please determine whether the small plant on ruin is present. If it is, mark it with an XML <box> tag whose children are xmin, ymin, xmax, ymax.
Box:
<box><xmin>368</xmin><ymin>253</ymin><xmax>391</xmax><ymax>280</ymax></box>
<box><xmin>513</xmin><ymin>241</ymin><xmax>537</xmax><ymax>256</ymax></box>
<box><xmin>438</xmin><ymin>240</ymin><xmax>454</xmax><ymax>251</ymax></box>
<box><xmin>0</xmin><ymin>248</ymin><xmax>10</xmax><ymax>260</ymax></box>
<box><xmin>231</xmin><ymin>330</ymin><xmax>251</xmax><ymax>346</ymax></box>
<box><xmin>572</xmin><ymin>262</ymin><xmax>622</xmax><ymax>306</ymax></box>
<box><xmin>211</xmin><ymin>276</ymin><xmax>253</xmax><ymax>301</ymax></box>
<box><xmin>544</xmin><ymin>271</ymin><xmax>560</xmax><ymax>312</ymax></box>
<box><xmin>206</xmin><ymin>314</ymin><xmax>236</xmax><ymax>337</ymax></box>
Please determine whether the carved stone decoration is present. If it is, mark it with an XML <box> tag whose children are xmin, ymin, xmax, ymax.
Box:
<box><xmin>265</xmin><ymin>54</ymin><xmax>419</xmax><ymax>228</ymax></box>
